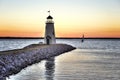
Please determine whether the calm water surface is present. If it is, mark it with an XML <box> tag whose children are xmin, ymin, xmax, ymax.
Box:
<box><xmin>0</xmin><ymin>39</ymin><xmax>120</xmax><ymax>80</ymax></box>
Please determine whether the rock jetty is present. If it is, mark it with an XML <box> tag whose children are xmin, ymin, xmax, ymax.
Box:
<box><xmin>0</xmin><ymin>44</ymin><xmax>75</xmax><ymax>79</ymax></box>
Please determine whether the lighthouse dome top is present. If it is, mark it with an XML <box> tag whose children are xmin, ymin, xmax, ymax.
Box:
<box><xmin>47</xmin><ymin>15</ymin><xmax>53</xmax><ymax>19</ymax></box>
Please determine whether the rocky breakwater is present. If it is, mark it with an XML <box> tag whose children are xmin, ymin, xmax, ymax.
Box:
<box><xmin>0</xmin><ymin>44</ymin><xmax>76</xmax><ymax>79</ymax></box>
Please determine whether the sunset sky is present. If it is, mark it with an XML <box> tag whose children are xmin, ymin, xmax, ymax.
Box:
<box><xmin>0</xmin><ymin>0</ymin><xmax>120</xmax><ymax>38</ymax></box>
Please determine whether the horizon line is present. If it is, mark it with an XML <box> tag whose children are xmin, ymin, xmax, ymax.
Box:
<box><xmin>0</xmin><ymin>37</ymin><xmax>120</xmax><ymax>39</ymax></box>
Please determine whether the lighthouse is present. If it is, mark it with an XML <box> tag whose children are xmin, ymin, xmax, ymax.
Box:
<box><xmin>44</xmin><ymin>11</ymin><xmax>56</xmax><ymax>44</ymax></box>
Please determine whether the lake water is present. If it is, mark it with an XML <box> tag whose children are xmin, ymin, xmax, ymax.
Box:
<box><xmin>0</xmin><ymin>39</ymin><xmax>120</xmax><ymax>80</ymax></box>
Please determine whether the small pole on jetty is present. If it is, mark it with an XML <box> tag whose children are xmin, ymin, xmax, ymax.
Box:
<box><xmin>81</xmin><ymin>34</ymin><xmax>84</xmax><ymax>42</ymax></box>
<box><xmin>44</xmin><ymin>11</ymin><xmax>56</xmax><ymax>45</ymax></box>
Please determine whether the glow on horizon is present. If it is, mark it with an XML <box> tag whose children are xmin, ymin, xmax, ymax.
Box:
<box><xmin>0</xmin><ymin>0</ymin><xmax>120</xmax><ymax>38</ymax></box>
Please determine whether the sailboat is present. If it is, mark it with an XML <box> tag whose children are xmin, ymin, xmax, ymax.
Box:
<box><xmin>81</xmin><ymin>34</ymin><xmax>84</xmax><ymax>42</ymax></box>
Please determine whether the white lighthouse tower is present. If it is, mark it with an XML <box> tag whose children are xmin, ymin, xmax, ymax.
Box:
<box><xmin>44</xmin><ymin>11</ymin><xmax>56</xmax><ymax>44</ymax></box>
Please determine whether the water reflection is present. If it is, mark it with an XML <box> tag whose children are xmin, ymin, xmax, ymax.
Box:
<box><xmin>45</xmin><ymin>57</ymin><xmax>55</xmax><ymax>80</ymax></box>
<box><xmin>5</xmin><ymin>49</ymin><xmax>120</xmax><ymax>80</ymax></box>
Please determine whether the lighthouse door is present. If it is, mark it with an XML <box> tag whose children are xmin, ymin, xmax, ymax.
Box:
<box><xmin>46</xmin><ymin>36</ymin><xmax>51</xmax><ymax>45</ymax></box>
<box><xmin>47</xmin><ymin>38</ymin><xmax>50</xmax><ymax>45</ymax></box>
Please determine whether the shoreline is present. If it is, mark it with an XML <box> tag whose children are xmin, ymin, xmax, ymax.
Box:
<box><xmin>0</xmin><ymin>37</ymin><xmax>119</xmax><ymax>39</ymax></box>
<box><xmin>0</xmin><ymin>44</ymin><xmax>76</xmax><ymax>79</ymax></box>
